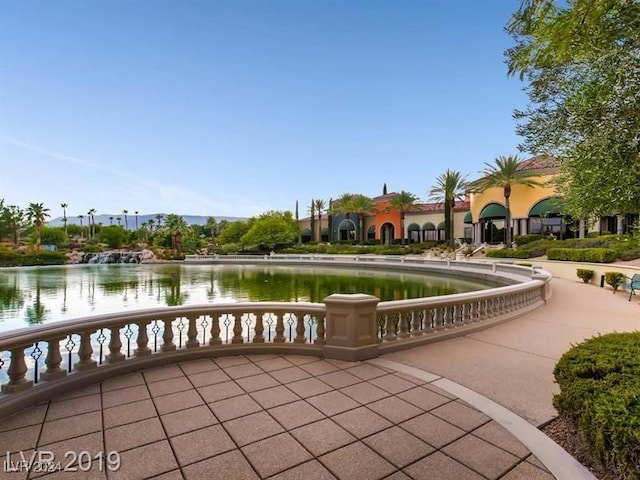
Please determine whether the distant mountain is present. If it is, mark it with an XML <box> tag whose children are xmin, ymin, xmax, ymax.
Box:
<box><xmin>47</xmin><ymin>214</ymin><xmax>247</xmax><ymax>228</ymax></box>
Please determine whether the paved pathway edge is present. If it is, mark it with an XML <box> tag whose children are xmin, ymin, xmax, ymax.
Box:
<box><xmin>367</xmin><ymin>357</ymin><xmax>597</xmax><ymax>480</ymax></box>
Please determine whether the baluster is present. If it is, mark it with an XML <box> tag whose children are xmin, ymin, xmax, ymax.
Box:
<box><xmin>75</xmin><ymin>332</ymin><xmax>97</xmax><ymax>371</ymax></box>
<box><xmin>274</xmin><ymin>312</ymin><xmax>286</xmax><ymax>343</ymax></box>
<box><xmin>1</xmin><ymin>346</ymin><xmax>33</xmax><ymax>393</ymax></box>
<box><xmin>446</xmin><ymin>306</ymin><xmax>455</xmax><ymax>328</ymax></box>
<box><xmin>40</xmin><ymin>337</ymin><xmax>67</xmax><ymax>381</ymax></box>
<box><xmin>135</xmin><ymin>320</ymin><xmax>152</xmax><ymax>357</ymax></box>
<box><xmin>435</xmin><ymin>307</ymin><xmax>445</xmax><ymax>330</ymax></box>
<box><xmin>423</xmin><ymin>309</ymin><xmax>435</xmax><ymax>333</ymax></box>
<box><xmin>106</xmin><ymin>326</ymin><xmax>125</xmax><ymax>363</ymax></box>
<box><xmin>186</xmin><ymin>316</ymin><xmax>200</xmax><ymax>348</ymax></box>
<box><xmin>162</xmin><ymin>318</ymin><xmax>176</xmax><ymax>351</ymax></box>
<box><xmin>411</xmin><ymin>310</ymin><xmax>423</xmax><ymax>336</ymax></box>
<box><xmin>232</xmin><ymin>313</ymin><xmax>244</xmax><ymax>344</ymax></box>
<box><xmin>253</xmin><ymin>312</ymin><xmax>265</xmax><ymax>343</ymax></box>
<box><xmin>314</xmin><ymin>315</ymin><xmax>326</xmax><ymax>345</ymax></box>
<box><xmin>398</xmin><ymin>312</ymin><xmax>410</xmax><ymax>339</ymax></box>
<box><xmin>384</xmin><ymin>314</ymin><xmax>396</xmax><ymax>341</ymax></box>
<box><xmin>294</xmin><ymin>313</ymin><xmax>306</xmax><ymax>343</ymax></box>
<box><xmin>209</xmin><ymin>315</ymin><xmax>222</xmax><ymax>345</ymax></box>
<box><xmin>456</xmin><ymin>304</ymin><xmax>464</xmax><ymax>324</ymax></box>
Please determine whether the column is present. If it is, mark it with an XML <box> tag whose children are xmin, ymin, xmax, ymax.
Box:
<box><xmin>323</xmin><ymin>294</ymin><xmax>379</xmax><ymax>361</ymax></box>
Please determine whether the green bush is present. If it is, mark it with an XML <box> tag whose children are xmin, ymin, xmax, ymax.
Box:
<box><xmin>0</xmin><ymin>249</ymin><xmax>67</xmax><ymax>267</ymax></box>
<box><xmin>513</xmin><ymin>234</ymin><xmax>544</xmax><ymax>246</ymax></box>
<box><xmin>547</xmin><ymin>248</ymin><xmax>617</xmax><ymax>263</ymax></box>
<box><xmin>553</xmin><ymin>332</ymin><xmax>640</xmax><ymax>479</ymax></box>
<box><xmin>485</xmin><ymin>248</ymin><xmax>532</xmax><ymax>259</ymax></box>
<box><xmin>0</xmin><ymin>249</ymin><xmax>20</xmax><ymax>267</ymax></box>
<box><xmin>576</xmin><ymin>269</ymin><xmax>594</xmax><ymax>283</ymax></box>
<box><xmin>604</xmin><ymin>272</ymin><xmax>626</xmax><ymax>292</ymax></box>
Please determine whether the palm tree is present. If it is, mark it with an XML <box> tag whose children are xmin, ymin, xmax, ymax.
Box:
<box><xmin>134</xmin><ymin>211</ymin><xmax>139</xmax><ymax>230</ymax></box>
<box><xmin>205</xmin><ymin>216</ymin><xmax>217</xmax><ymax>244</ymax></box>
<box><xmin>87</xmin><ymin>209</ymin><xmax>96</xmax><ymax>239</ymax></box>
<box><xmin>313</xmin><ymin>199</ymin><xmax>327</xmax><ymax>241</ymax></box>
<box><xmin>165</xmin><ymin>214</ymin><xmax>189</xmax><ymax>252</ymax></box>
<box><xmin>109</xmin><ymin>216</ymin><xmax>114</xmax><ymax>225</ymax></box>
<box><xmin>472</xmin><ymin>155</ymin><xmax>542</xmax><ymax>247</ymax></box>
<box><xmin>347</xmin><ymin>194</ymin><xmax>376</xmax><ymax>245</ymax></box>
<box><xmin>148</xmin><ymin>219</ymin><xmax>155</xmax><ymax>232</ymax></box>
<box><xmin>116</xmin><ymin>217</ymin><xmax>122</xmax><ymax>227</ymax></box>
<box><xmin>389</xmin><ymin>191</ymin><xmax>419</xmax><ymax>245</ymax></box>
<box><xmin>6</xmin><ymin>205</ymin><xmax>25</xmax><ymax>245</ymax></box>
<box><xmin>77</xmin><ymin>215</ymin><xmax>85</xmax><ymax>239</ymax></box>
<box><xmin>60</xmin><ymin>203</ymin><xmax>68</xmax><ymax>234</ymax></box>
<box><xmin>155</xmin><ymin>214</ymin><xmax>164</xmax><ymax>229</ymax></box>
<box><xmin>429</xmin><ymin>170</ymin><xmax>468</xmax><ymax>248</ymax></box>
<box><xmin>26</xmin><ymin>203</ymin><xmax>50</xmax><ymax>250</ymax></box>
<box><xmin>123</xmin><ymin>209</ymin><xmax>129</xmax><ymax>230</ymax></box>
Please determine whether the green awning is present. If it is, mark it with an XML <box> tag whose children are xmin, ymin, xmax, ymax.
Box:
<box><xmin>479</xmin><ymin>203</ymin><xmax>506</xmax><ymax>219</ymax></box>
<box><xmin>437</xmin><ymin>222</ymin><xmax>445</xmax><ymax>230</ymax></box>
<box><xmin>367</xmin><ymin>225</ymin><xmax>376</xmax><ymax>233</ymax></box>
<box><xmin>301</xmin><ymin>228</ymin><xmax>311</xmax><ymax>236</ymax></box>
<box><xmin>463</xmin><ymin>211</ymin><xmax>473</xmax><ymax>224</ymax></box>
<box><xmin>422</xmin><ymin>222</ymin><xmax>436</xmax><ymax>231</ymax></box>
<box><xmin>529</xmin><ymin>198</ymin><xmax>562</xmax><ymax>217</ymax></box>
<box><xmin>407</xmin><ymin>223</ymin><xmax>420</xmax><ymax>231</ymax></box>
<box><xmin>321</xmin><ymin>227</ymin><xmax>330</xmax><ymax>234</ymax></box>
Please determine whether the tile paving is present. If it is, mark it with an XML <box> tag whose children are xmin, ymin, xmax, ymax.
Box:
<box><xmin>0</xmin><ymin>355</ymin><xmax>557</xmax><ymax>480</ymax></box>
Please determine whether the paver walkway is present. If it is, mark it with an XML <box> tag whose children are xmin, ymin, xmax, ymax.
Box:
<box><xmin>1</xmin><ymin>355</ymin><xmax>554</xmax><ymax>480</ymax></box>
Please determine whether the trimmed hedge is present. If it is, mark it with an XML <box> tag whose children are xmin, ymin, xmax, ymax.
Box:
<box><xmin>484</xmin><ymin>248</ymin><xmax>532</xmax><ymax>259</ymax></box>
<box><xmin>0</xmin><ymin>250</ymin><xmax>67</xmax><ymax>267</ymax></box>
<box><xmin>553</xmin><ymin>332</ymin><xmax>640</xmax><ymax>479</ymax></box>
<box><xmin>547</xmin><ymin>248</ymin><xmax>617</xmax><ymax>263</ymax></box>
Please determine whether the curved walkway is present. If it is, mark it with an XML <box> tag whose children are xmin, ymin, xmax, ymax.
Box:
<box><xmin>0</xmin><ymin>277</ymin><xmax>635</xmax><ymax>480</ymax></box>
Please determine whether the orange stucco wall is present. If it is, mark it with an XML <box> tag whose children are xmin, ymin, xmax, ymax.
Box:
<box><xmin>374</xmin><ymin>200</ymin><xmax>401</xmax><ymax>239</ymax></box>
<box><xmin>470</xmin><ymin>174</ymin><xmax>557</xmax><ymax>220</ymax></box>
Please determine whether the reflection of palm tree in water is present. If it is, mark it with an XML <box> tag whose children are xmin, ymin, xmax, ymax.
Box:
<box><xmin>161</xmin><ymin>269</ymin><xmax>188</xmax><ymax>306</ymax></box>
<box><xmin>0</xmin><ymin>278</ymin><xmax>25</xmax><ymax>311</ymax></box>
<box><xmin>26</xmin><ymin>279</ymin><xmax>48</xmax><ymax>324</ymax></box>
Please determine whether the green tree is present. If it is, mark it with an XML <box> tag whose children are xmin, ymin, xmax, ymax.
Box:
<box><xmin>26</xmin><ymin>203</ymin><xmax>51</xmax><ymax>250</ymax></box>
<box><xmin>205</xmin><ymin>216</ymin><xmax>217</xmax><ymax>244</ymax></box>
<box><xmin>308</xmin><ymin>200</ymin><xmax>316</xmax><ymax>242</ymax></box>
<box><xmin>241</xmin><ymin>213</ymin><xmax>298</xmax><ymax>251</ymax></box>
<box><xmin>472</xmin><ymin>156</ymin><xmax>542</xmax><ymax>247</ymax></box>
<box><xmin>347</xmin><ymin>194</ymin><xmax>376</xmax><ymax>245</ymax></box>
<box><xmin>313</xmin><ymin>199</ymin><xmax>327</xmax><ymax>241</ymax></box>
<box><xmin>217</xmin><ymin>220</ymin><xmax>250</xmax><ymax>246</ymax></box>
<box><xmin>506</xmin><ymin>0</ymin><xmax>640</xmax><ymax>218</ymax></box>
<box><xmin>389</xmin><ymin>191</ymin><xmax>419</xmax><ymax>245</ymax></box>
<box><xmin>3</xmin><ymin>205</ymin><xmax>25</xmax><ymax>245</ymax></box>
<box><xmin>428</xmin><ymin>170</ymin><xmax>468</xmax><ymax>248</ymax></box>
<box><xmin>40</xmin><ymin>226</ymin><xmax>68</xmax><ymax>247</ymax></box>
<box><xmin>98</xmin><ymin>225</ymin><xmax>127</xmax><ymax>248</ymax></box>
<box><xmin>164</xmin><ymin>214</ymin><xmax>189</xmax><ymax>252</ymax></box>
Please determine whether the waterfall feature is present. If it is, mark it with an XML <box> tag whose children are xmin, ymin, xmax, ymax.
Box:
<box><xmin>83</xmin><ymin>252</ymin><xmax>142</xmax><ymax>264</ymax></box>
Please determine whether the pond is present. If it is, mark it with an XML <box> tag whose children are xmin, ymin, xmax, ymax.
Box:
<box><xmin>0</xmin><ymin>263</ymin><xmax>504</xmax><ymax>333</ymax></box>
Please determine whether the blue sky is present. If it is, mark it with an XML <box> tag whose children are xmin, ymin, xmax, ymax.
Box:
<box><xmin>0</xmin><ymin>0</ymin><xmax>528</xmax><ymax>220</ymax></box>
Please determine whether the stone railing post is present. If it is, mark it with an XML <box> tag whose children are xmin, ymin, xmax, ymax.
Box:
<box><xmin>323</xmin><ymin>294</ymin><xmax>379</xmax><ymax>361</ymax></box>
<box><xmin>532</xmin><ymin>271</ymin><xmax>551</xmax><ymax>302</ymax></box>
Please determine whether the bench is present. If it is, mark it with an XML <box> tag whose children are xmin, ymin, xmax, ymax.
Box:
<box><xmin>628</xmin><ymin>273</ymin><xmax>640</xmax><ymax>301</ymax></box>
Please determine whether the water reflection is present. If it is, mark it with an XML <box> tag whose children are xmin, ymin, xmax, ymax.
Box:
<box><xmin>0</xmin><ymin>264</ymin><xmax>503</xmax><ymax>333</ymax></box>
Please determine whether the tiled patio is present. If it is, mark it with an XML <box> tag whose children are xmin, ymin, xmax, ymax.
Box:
<box><xmin>0</xmin><ymin>354</ymin><xmax>555</xmax><ymax>480</ymax></box>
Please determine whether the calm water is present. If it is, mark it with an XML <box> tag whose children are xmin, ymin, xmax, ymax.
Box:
<box><xmin>0</xmin><ymin>264</ymin><xmax>503</xmax><ymax>333</ymax></box>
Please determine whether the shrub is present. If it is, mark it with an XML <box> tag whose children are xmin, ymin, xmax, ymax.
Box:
<box><xmin>604</xmin><ymin>272</ymin><xmax>626</xmax><ymax>292</ymax></box>
<box><xmin>0</xmin><ymin>249</ymin><xmax>20</xmax><ymax>267</ymax></box>
<box><xmin>513</xmin><ymin>234</ymin><xmax>543</xmax><ymax>246</ymax></box>
<box><xmin>553</xmin><ymin>332</ymin><xmax>640</xmax><ymax>479</ymax></box>
<box><xmin>220</xmin><ymin>243</ymin><xmax>239</xmax><ymax>254</ymax></box>
<box><xmin>576</xmin><ymin>269</ymin><xmax>594</xmax><ymax>283</ymax></box>
<box><xmin>485</xmin><ymin>248</ymin><xmax>532</xmax><ymax>259</ymax></box>
<box><xmin>547</xmin><ymin>248</ymin><xmax>617</xmax><ymax>263</ymax></box>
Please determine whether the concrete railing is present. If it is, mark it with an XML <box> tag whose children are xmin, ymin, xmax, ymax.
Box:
<box><xmin>0</xmin><ymin>256</ymin><xmax>552</xmax><ymax>418</ymax></box>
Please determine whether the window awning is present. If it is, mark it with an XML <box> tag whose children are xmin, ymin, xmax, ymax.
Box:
<box><xmin>422</xmin><ymin>222</ymin><xmax>436</xmax><ymax>231</ymax></box>
<box><xmin>367</xmin><ymin>225</ymin><xmax>376</xmax><ymax>233</ymax></box>
<box><xmin>529</xmin><ymin>198</ymin><xmax>562</xmax><ymax>217</ymax></box>
<box><xmin>321</xmin><ymin>227</ymin><xmax>330</xmax><ymax>234</ymax></box>
<box><xmin>479</xmin><ymin>203</ymin><xmax>506</xmax><ymax>219</ymax></box>
<box><xmin>407</xmin><ymin>223</ymin><xmax>420</xmax><ymax>231</ymax></box>
<box><xmin>301</xmin><ymin>228</ymin><xmax>311</xmax><ymax>236</ymax></box>
<box><xmin>463</xmin><ymin>211</ymin><xmax>473</xmax><ymax>224</ymax></box>
<box><xmin>437</xmin><ymin>222</ymin><xmax>445</xmax><ymax>230</ymax></box>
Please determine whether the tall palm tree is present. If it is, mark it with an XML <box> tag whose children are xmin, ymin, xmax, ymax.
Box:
<box><xmin>116</xmin><ymin>217</ymin><xmax>122</xmax><ymax>227</ymax></box>
<box><xmin>155</xmin><ymin>214</ymin><xmax>164</xmax><ymax>229</ymax></box>
<box><xmin>60</xmin><ymin>203</ymin><xmax>68</xmax><ymax>234</ymax></box>
<box><xmin>389</xmin><ymin>191</ymin><xmax>419</xmax><ymax>245</ymax></box>
<box><xmin>87</xmin><ymin>209</ymin><xmax>96</xmax><ymax>239</ymax></box>
<box><xmin>123</xmin><ymin>209</ymin><xmax>129</xmax><ymax>230</ymax></box>
<box><xmin>109</xmin><ymin>216</ymin><xmax>114</xmax><ymax>225</ymax></box>
<box><xmin>134</xmin><ymin>211</ymin><xmax>139</xmax><ymax>230</ymax></box>
<box><xmin>347</xmin><ymin>194</ymin><xmax>376</xmax><ymax>245</ymax></box>
<box><xmin>205</xmin><ymin>216</ymin><xmax>217</xmax><ymax>244</ymax></box>
<box><xmin>148</xmin><ymin>219</ymin><xmax>155</xmax><ymax>232</ymax></box>
<box><xmin>313</xmin><ymin>199</ymin><xmax>327</xmax><ymax>241</ymax></box>
<box><xmin>429</xmin><ymin>170</ymin><xmax>468</xmax><ymax>248</ymax></box>
<box><xmin>77</xmin><ymin>215</ymin><xmax>85</xmax><ymax>239</ymax></box>
<box><xmin>472</xmin><ymin>155</ymin><xmax>542</xmax><ymax>247</ymax></box>
<box><xmin>165</xmin><ymin>214</ymin><xmax>189</xmax><ymax>252</ymax></box>
<box><xmin>26</xmin><ymin>203</ymin><xmax>50</xmax><ymax>250</ymax></box>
